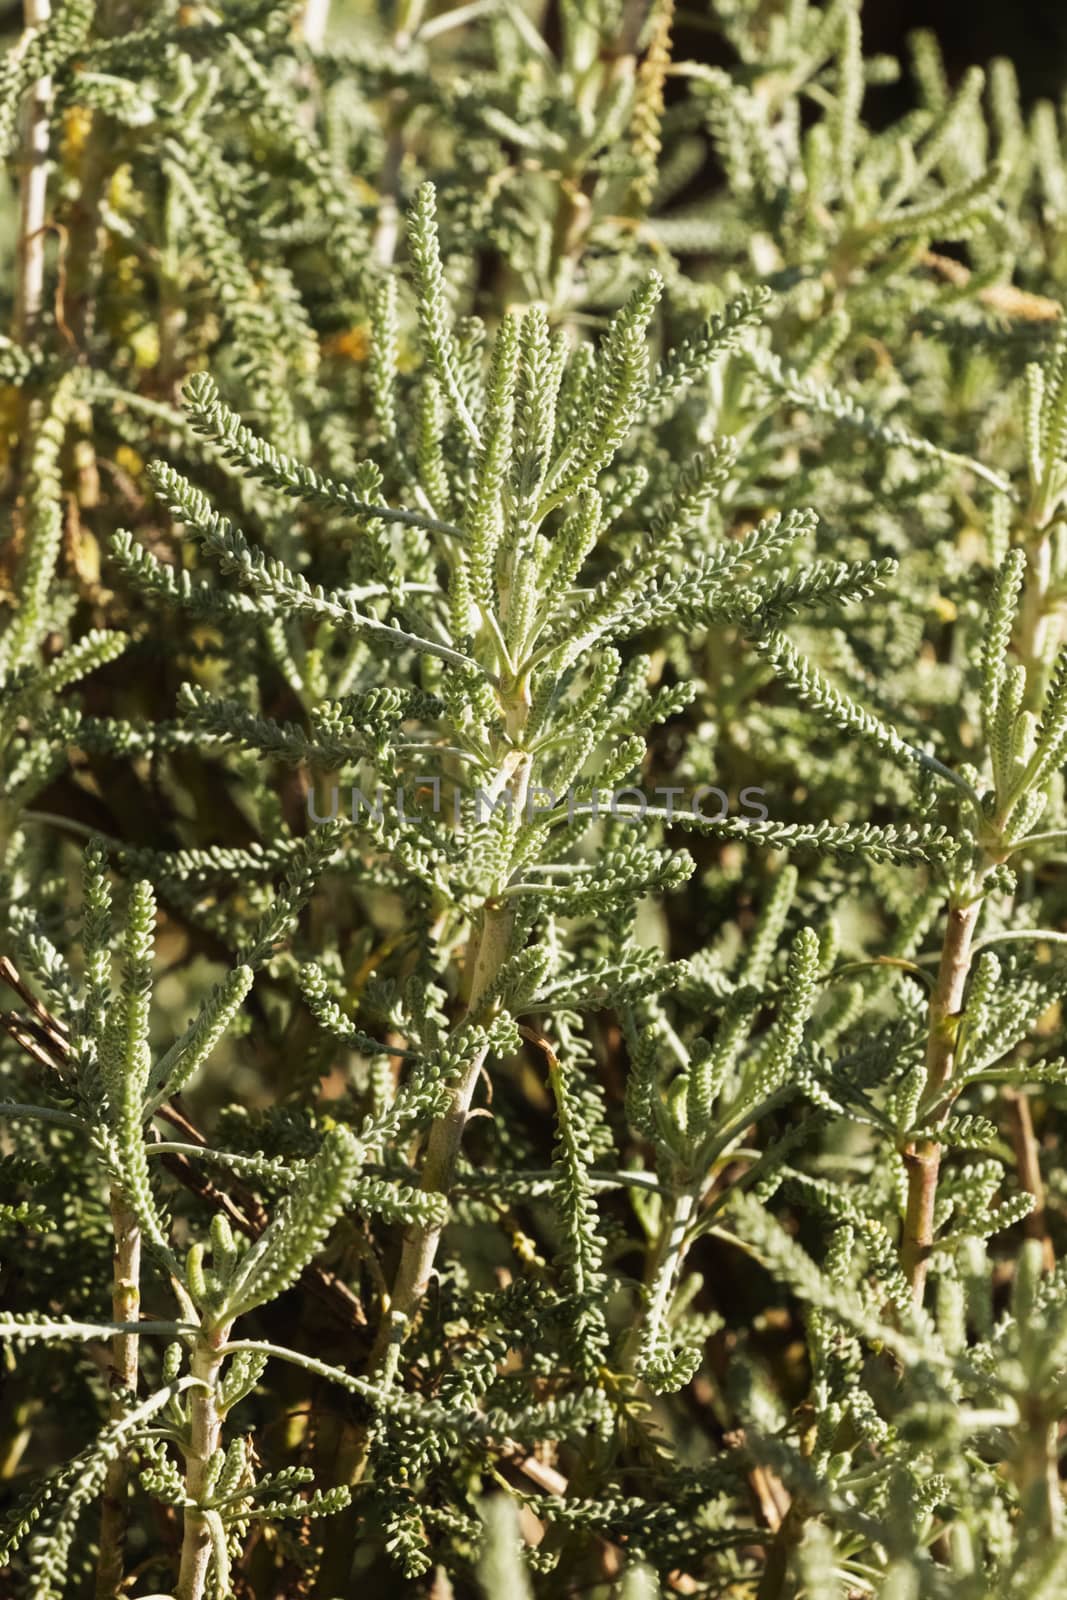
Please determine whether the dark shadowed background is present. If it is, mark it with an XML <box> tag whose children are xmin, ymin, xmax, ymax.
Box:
<box><xmin>863</xmin><ymin>0</ymin><xmax>1067</xmax><ymax>104</ymax></box>
<box><xmin>666</xmin><ymin>1</ymin><xmax>1067</xmax><ymax>111</ymax></box>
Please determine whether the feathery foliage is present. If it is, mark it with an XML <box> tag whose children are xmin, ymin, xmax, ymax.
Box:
<box><xmin>4</xmin><ymin>2</ymin><xmax>1067</xmax><ymax>1597</ymax></box>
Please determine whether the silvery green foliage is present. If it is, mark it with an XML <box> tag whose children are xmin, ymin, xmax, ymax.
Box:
<box><xmin>6</xmin><ymin>2</ymin><xmax>1067</xmax><ymax>1597</ymax></box>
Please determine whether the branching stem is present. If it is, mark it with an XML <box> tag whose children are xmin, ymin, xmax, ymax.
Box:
<box><xmin>317</xmin><ymin>727</ymin><xmax>532</xmax><ymax>1591</ymax></box>
<box><xmin>176</xmin><ymin>1331</ymin><xmax>228</xmax><ymax>1600</ymax></box>
<box><xmin>623</xmin><ymin>1183</ymin><xmax>697</xmax><ymax>1375</ymax></box>
<box><xmin>901</xmin><ymin>896</ymin><xmax>982</xmax><ymax>1300</ymax></box>
<box><xmin>95</xmin><ymin>1190</ymin><xmax>142</xmax><ymax>1599</ymax></box>
<box><xmin>375</xmin><ymin>736</ymin><xmax>533</xmax><ymax>1364</ymax></box>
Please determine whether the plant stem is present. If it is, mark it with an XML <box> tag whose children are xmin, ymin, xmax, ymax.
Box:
<box><xmin>755</xmin><ymin>1498</ymin><xmax>805</xmax><ymax>1600</ymax></box>
<box><xmin>176</xmin><ymin>1333</ymin><xmax>226</xmax><ymax>1600</ymax></box>
<box><xmin>901</xmin><ymin>896</ymin><xmax>982</xmax><ymax>1301</ymax></box>
<box><xmin>1000</xmin><ymin>518</ymin><xmax>1060</xmax><ymax>1285</ymax></box>
<box><xmin>368</xmin><ymin>894</ymin><xmax>522</xmax><ymax>1373</ymax></box>
<box><xmin>95</xmin><ymin>1190</ymin><xmax>142</xmax><ymax>1599</ymax></box>
<box><xmin>300</xmin><ymin>0</ymin><xmax>330</xmax><ymax>49</ymax></box>
<box><xmin>1005</xmin><ymin>1086</ymin><xmax>1056</xmax><ymax>1271</ymax></box>
<box><xmin>622</xmin><ymin>1183</ymin><xmax>696</xmax><ymax>1375</ymax></box>
<box><xmin>316</xmin><ymin>740</ymin><xmax>532</xmax><ymax>1593</ymax></box>
<box><xmin>375</xmin><ymin>951</ymin><xmax>503</xmax><ymax>1365</ymax></box>
<box><xmin>548</xmin><ymin>174</ymin><xmax>593</xmax><ymax>314</ymax></box>
<box><xmin>370</xmin><ymin>721</ymin><xmax>533</xmax><ymax>1371</ymax></box>
<box><xmin>1017</xmin><ymin>1400</ymin><xmax>1063</xmax><ymax>1537</ymax></box>
<box><xmin>63</xmin><ymin>106</ymin><xmax>110</xmax><ymax>353</ymax></box>
<box><xmin>13</xmin><ymin>0</ymin><xmax>51</xmax><ymax>347</ymax></box>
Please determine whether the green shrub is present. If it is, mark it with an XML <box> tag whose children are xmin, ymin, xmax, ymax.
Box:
<box><xmin>4</xmin><ymin>1</ymin><xmax>1067</xmax><ymax>1596</ymax></box>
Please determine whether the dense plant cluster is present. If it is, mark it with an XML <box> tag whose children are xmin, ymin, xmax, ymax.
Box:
<box><xmin>6</xmin><ymin>0</ymin><xmax>1067</xmax><ymax>1595</ymax></box>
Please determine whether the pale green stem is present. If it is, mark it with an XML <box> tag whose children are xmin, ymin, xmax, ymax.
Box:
<box><xmin>971</xmin><ymin>929</ymin><xmax>1067</xmax><ymax>953</ymax></box>
<box><xmin>0</xmin><ymin>1101</ymin><xmax>85</xmax><ymax>1129</ymax></box>
<box><xmin>96</xmin><ymin>1191</ymin><xmax>142</xmax><ymax>1599</ymax></box>
<box><xmin>175</xmin><ymin>1332</ymin><xmax>228</xmax><ymax>1600</ymax></box>
<box><xmin>622</xmin><ymin>1185</ymin><xmax>698</xmax><ymax>1375</ymax></box>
